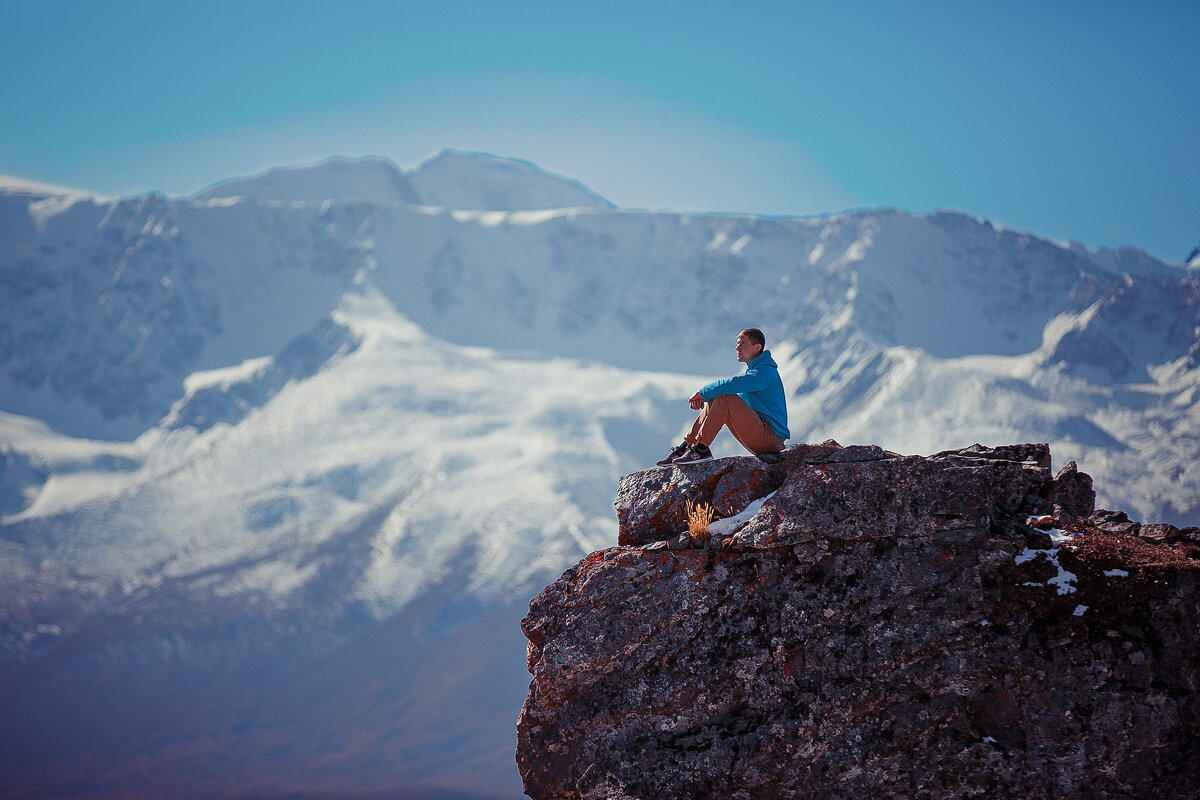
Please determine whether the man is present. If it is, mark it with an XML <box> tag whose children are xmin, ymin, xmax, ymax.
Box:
<box><xmin>656</xmin><ymin>328</ymin><xmax>790</xmax><ymax>466</ymax></box>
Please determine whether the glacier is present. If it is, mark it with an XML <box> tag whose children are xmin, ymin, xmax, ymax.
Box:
<box><xmin>0</xmin><ymin>149</ymin><xmax>1197</xmax><ymax>798</ymax></box>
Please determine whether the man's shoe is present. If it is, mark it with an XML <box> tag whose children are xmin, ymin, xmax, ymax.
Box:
<box><xmin>672</xmin><ymin>443</ymin><xmax>713</xmax><ymax>465</ymax></box>
<box><xmin>655</xmin><ymin>442</ymin><xmax>690</xmax><ymax>467</ymax></box>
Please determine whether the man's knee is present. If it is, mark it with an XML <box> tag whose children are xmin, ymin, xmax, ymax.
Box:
<box><xmin>709</xmin><ymin>394</ymin><xmax>740</xmax><ymax>411</ymax></box>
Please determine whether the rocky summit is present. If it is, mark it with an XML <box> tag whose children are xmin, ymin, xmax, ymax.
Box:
<box><xmin>516</xmin><ymin>443</ymin><xmax>1200</xmax><ymax>800</ymax></box>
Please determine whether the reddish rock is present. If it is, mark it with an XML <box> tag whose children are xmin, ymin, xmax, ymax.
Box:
<box><xmin>612</xmin><ymin>457</ymin><xmax>785</xmax><ymax>546</ymax></box>
<box><xmin>613</xmin><ymin>440</ymin><xmax>846</xmax><ymax>546</ymax></box>
<box><xmin>1050</xmin><ymin>460</ymin><xmax>1095</xmax><ymax>522</ymax></box>
<box><xmin>1090</xmin><ymin>508</ymin><xmax>1142</xmax><ymax>537</ymax></box>
<box><xmin>730</xmin><ymin>446</ymin><xmax>1051</xmax><ymax>550</ymax></box>
<box><xmin>1139</xmin><ymin>522</ymin><xmax>1181</xmax><ymax>542</ymax></box>
<box><xmin>518</xmin><ymin>444</ymin><xmax>1200</xmax><ymax>800</ymax></box>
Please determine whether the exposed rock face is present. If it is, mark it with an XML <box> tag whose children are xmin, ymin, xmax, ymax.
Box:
<box><xmin>517</xmin><ymin>443</ymin><xmax>1200</xmax><ymax>799</ymax></box>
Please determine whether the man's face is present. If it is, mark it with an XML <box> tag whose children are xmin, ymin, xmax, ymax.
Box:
<box><xmin>735</xmin><ymin>333</ymin><xmax>762</xmax><ymax>363</ymax></box>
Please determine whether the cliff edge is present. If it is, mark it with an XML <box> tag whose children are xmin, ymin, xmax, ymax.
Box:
<box><xmin>517</xmin><ymin>443</ymin><xmax>1200</xmax><ymax>799</ymax></box>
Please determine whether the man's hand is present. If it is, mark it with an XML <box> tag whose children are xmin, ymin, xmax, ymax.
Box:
<box><xmin>689</xmin><ymin>392</ymin><xmax>705</xmax><ymax>410</ymax></box>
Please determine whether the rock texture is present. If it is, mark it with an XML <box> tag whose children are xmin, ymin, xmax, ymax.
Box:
<box><xmin>517</xmin><ymin>443</ymin><xmax>1200</xmax><ymax>800</ymax></box>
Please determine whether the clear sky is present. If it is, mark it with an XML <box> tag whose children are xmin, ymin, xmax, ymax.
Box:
<box><xmin>2</xmin><ymin>0</ymin><xmax>1197</xmax><ymax>263</ymax></box>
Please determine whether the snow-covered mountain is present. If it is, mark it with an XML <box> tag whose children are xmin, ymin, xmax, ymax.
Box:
<box><xmin>194</xmin><ymin>149</ymin><xmax>613</xmax><ymax>211</ymax></box>
<box><xmin>1</xmin><ymin>150</ymin><xmax>1197</xmax><ymax>798</ymax></box>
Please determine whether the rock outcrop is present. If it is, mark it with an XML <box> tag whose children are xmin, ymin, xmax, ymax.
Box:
<box><xmin>517</xmin><ymin>443</ymin><xmax>1200</xmax><ymax>799</ymax></box>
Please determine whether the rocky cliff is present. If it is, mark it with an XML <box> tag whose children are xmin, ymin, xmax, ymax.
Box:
<box><xmin>516</xmin><ymin>443</ymin><xmax>1200</xmax><ymax>799</ymax></box>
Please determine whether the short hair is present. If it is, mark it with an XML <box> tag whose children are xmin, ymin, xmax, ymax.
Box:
<box><xmin>740</xmin><ymin>328</ymin><xmax>766</xmax><ymax>349</ymax></box>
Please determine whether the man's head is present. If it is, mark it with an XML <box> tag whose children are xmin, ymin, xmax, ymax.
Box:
<box><xmin>736</xmin><ymin>328</ymin><xmax>766</xmax><ymax>363</ymax></box>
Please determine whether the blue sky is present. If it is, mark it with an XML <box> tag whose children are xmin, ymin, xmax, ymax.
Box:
<box><xmin>2</xmin><ymin>0</ymin><xmax>1197</xmax><ymax>262</ymax></box>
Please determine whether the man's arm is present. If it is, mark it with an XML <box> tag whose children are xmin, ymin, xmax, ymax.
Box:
<box><xmin>697</xmin><ymin>367</ymin><xmax>769</xmax><ymax>401</ymax></box>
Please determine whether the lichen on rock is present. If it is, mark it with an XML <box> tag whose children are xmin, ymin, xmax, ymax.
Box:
<box><xmin>517</xmin><ymin>443</ymin><xmax>1200</xmax><ymax>800</ymax></box>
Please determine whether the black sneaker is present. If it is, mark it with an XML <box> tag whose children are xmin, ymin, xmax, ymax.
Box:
<box><xmin>655</xmin><ymin>442</ymin><xmax>690</xmax><ymax>467</ymax></box>
<box><xmin>672</xmin><ymin>443</ymin><xmax>713</xmax><ymax>465</ymax></box>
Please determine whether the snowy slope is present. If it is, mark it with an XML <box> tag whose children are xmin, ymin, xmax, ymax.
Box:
<box><xmin>0</xmin><ymin>153</ymin><xmax>1198</xmax><ymax>798</ymax></box>
<box><xmin>0</xmin><ymin>287</ymin><xmax>696</xmax><ymax>797</ymax></box>
<box><xmin>1</xmin><ymin>287</ymin><xmax>692</xmax><ymax>602</ymax></box>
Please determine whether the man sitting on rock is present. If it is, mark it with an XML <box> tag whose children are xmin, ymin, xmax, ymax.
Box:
<box><xmin>657</xmin><ymin>328</ymin><xmax>790</xmax><ymax>466</ymax></box>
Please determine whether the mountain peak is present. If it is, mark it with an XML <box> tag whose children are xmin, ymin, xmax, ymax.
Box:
<box><xmin>193</xmin><ymin>156</ymin><xmax>419</xmax><ymax>205</ymax></box>
<box><xmin>408</xmin><ymin>148</ymin><xmax>614</xmax><ymax>211</ymax></box>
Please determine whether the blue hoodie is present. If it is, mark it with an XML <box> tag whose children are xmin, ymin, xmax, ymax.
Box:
<box><xmin>698</xmin><ymin>349</ymin><xmax>790</xmax><ymax>441</ymax></box>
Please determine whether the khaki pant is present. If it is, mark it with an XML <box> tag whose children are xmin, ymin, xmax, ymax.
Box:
<box><xmin>685</xmin><ymin>394</ymin><xmax>784</xmax><ymax>454</ymax></box>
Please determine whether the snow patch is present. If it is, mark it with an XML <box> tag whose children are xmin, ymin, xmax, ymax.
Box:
<box><xmin>28</xmin><ymin>195</ymin><xmax>89</xmax><ymax>231</ymax></box>
<box><xmin>1015</xmin><ymin>529</ymin><xmax>1078</xmax><ymax>595</ymax></box>
<box><xmin>451</xmin><ymin>209</ymin><xmax>509</xmax><ymax>227</ymax></box>
<box><xmin>181</xmin><ymin>356</ymin><xmax>274</xmax><ymax>395</ymax></box>
<box><xmin>705</xmin><ymin>231</ymin><xmax>729</xmax><ymax>251</ymax></box>
<box><xmin>0</xmin><ymin>173</ymin><xmax>98</xmax><ymax>199</ymax></box>
<box><xmin>708</xmin><ymin>492</ymin><xmax>776</xmax><ymax>537</ymax></box>
<box><xmin>509</xmin><ymin>208</ymin><xmax>586</xmax><ymax>226</ymax></box>
<box><xmin>196</xmin><ymin>195</ymin><xmax>243</xmax><ymax>208</ymax></box>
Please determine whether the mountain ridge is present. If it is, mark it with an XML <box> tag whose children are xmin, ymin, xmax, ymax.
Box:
<box><xmin>193</xmin><ymin>149</ymin><xmax>615</xmax><ymax>212</ymax></box>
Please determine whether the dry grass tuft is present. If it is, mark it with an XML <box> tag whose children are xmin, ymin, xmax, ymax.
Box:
<box><xmin>685</xmin><ymin>500</ymin><xmax>716</xmax><ymax>541</ymax></box>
